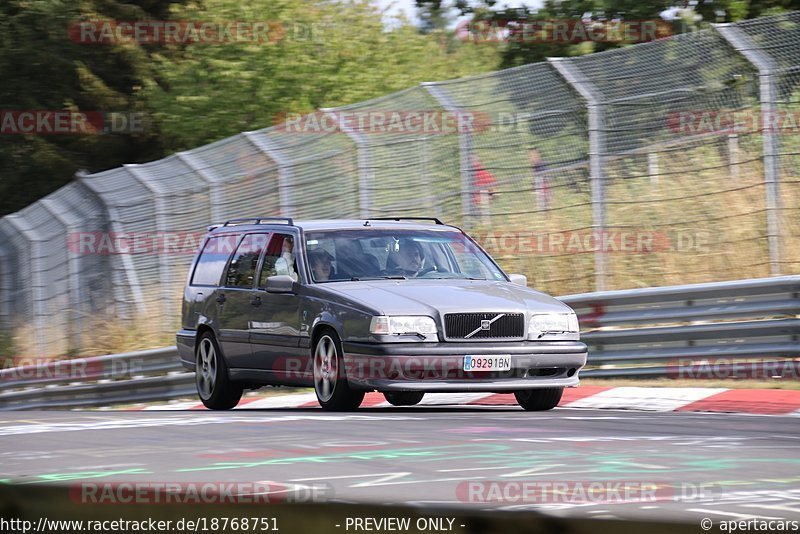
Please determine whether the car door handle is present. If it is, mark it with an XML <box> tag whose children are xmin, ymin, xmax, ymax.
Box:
<box><xmin>250</xmin><ymin>296</ymin><xmax>262</xmax><ymax>307</ymax></box>
<box><xmin>216</xmin><ymin>294</ymin><xmax>226</xmax><ymax>304</ymax></box>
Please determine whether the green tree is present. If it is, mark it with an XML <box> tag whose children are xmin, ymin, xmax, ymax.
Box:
<box><xmin>144</xmin><ymin>0</ymin><xmax>500</xmax><ymax>151</ymax></box>
<box><xmin>1</xmin><ymin>0</ymin><xmax>500</xmax><ymax>216</ymax></box>
<box><xmin>0</xmin><ymin>0</ymin><xmax>182</xmax><ymax>216</ymax></box>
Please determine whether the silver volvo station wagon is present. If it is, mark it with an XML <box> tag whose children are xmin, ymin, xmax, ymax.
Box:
<box><xmin>176</xmin><ymin>217</ymin><xmax>587</xmax><ymax>411</ymax></box>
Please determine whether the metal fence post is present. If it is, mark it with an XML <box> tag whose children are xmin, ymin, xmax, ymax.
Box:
<box><xmin>318</xmin><ymin>110</ymin><xmax>373</xmax><ymax>219</ymax></box>
<box><xmin>0</xmin><ymin>243</ymin><xmax>11</xmax><ymax>331</ymax></box>
<box><xmin>422</xmin><ymin>83</ymin><xmax>475</xmax><ymax>229</ymax></box>
<box><xmin>124</xmin><ymin>164</ymin><xmax>172</xmax><ymax>321</ymax></box>
<box><xmin>242</xmin><ymin>131</ymin><xmax>294</xmax><ymax>217</ymax></box>
<box><xmin>176</xmin><ymin>151</ymin><xmax>225</xmax><ymax>222</ymax></box>
<box><xmin>78</xmin><ymin>172</ymin><xmax>147</xmax><ymax>318</ymax></box>
<box><xmin>548</xmin><ymin>58</ymin><xmax>608</xmax><ymax>291</ymax></box>
<box><xmin>714</xmin><ymin>23</ymin><xmax>782</xmax><ymax>276</ymax></box>
<box><xmin>39</xmin><ymin>197</ymin><xmax>83</xmax><ymax>351</ymax></box>
<box><xmin>4</xmin><ymin>215</ymin><xmax>48</xmax><ymax>356</ymax></box>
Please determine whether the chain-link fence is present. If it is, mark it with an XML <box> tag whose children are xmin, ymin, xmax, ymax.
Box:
<box><xmin>1</xmin><ymin>12</ymin><xmax>799</xmax><ymax>357</ymax></box>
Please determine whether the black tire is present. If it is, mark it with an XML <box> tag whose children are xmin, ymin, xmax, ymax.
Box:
<box><xmin>313</xmin><ymin>329</ymin><xmax>364</xmax><ymax>411</ymax></box>
<box><xmin>384</xmin><ymin>391</ymin><xmax>425</xmax><ymax>406</ymax></box>
<box><xmin>514</xmin><ymin>388</ymin><xmax>563</xmax><ymax>411</ymax></box>
<box><xmin>195</xmin><ymin>331</ymin><xmax>243</xmax><ymax>410</ymax></box>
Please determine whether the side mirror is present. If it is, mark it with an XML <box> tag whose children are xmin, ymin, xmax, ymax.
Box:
<box><xmin>266</xmin><ymin>275</ymin><xmax>295</xmax><ymax>294</ymax></box>
<box><xmin>508</xmin><ymin>273</ymin><xmax>527</xmax><ymax>287</ymax></box>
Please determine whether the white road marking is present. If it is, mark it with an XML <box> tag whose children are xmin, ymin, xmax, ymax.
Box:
<box><xmin>564</xmin><ymin>387</ymin><xmax>726</xmax><ymax>412</ymax></box>
<box><xmin>687</xmin><ymin>508</ymin><xmax>784</xmax><ymax>520</ymax></box>
<box><xmin>0</xmin><ymin>414</ymin><xmax>423</xmax><ymax>436</ymax></box>
<box><xmin>238</xmin><ymin>393</ymin><xmax>318</xmax><ymax>409</ymax></box>
<box><xmin>436</xmin><ymin>466</ymin><xmax>515</xmax><ymax>473</ymax></box>
<box><xmin>740</xmin><ymin>503</ymin><xmax>800</xmax><ymax>513</ymax></box>
<box><xmin>142</xmin><ymin>400</ymin><xmax>202</xmax><ymax>411</ymax></box>
<box><xmin>290</xmin><ymin>471</ymin><xmax>478</xmax><ymax>488</ymax></box>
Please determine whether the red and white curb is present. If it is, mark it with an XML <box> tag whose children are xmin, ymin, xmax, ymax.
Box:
<box><xmin>127</xmin><ymin>386</ymin><xmax>800</xmax><ymax>416</ymax></box>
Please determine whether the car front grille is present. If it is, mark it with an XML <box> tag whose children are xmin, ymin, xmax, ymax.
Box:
<box><xmin>444</xmin><ymin>313</ymin><xmax>525</xmax><ymax>340</ymax></box>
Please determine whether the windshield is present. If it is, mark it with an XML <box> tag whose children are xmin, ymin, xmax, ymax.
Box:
<box><xmin>302</xmin><ymin>229</ymin><xmax>507</xmax><ymax>283</ymax></box>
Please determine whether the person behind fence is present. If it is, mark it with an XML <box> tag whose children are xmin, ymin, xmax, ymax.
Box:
<box><xmin>385</xmin><ymin>239</ymin><xmax>425</xmax><ymax>277</ymax></box>
<box><xmin>529</xmin><ymin>148</ymin><xmax>551</xmax><ymax>211</ymax></box>
<box><xmin>308</xmin><ymin>248</ymin><xmax>334</xmax><ymax>282</ymax></box>
<box><xmin>471</xmin><ymin>155</ymin><xmax>497</xmax><ymax>207</ymax></box>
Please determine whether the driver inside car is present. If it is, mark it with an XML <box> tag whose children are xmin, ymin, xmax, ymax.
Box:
<box><xmin>386</xmin><ymin>239</ymin><xmax>426</xmax><ymax>277</ymax></box>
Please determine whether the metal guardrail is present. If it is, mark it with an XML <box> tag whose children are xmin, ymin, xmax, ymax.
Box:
<box><xmin>0</xmin><ymin>276</ymin><xmax>798</xmax><ymax>409</ymax></box>
<box><xmin>0</xmin><ymin>347</ymin><xmax>190</xmax><ymax>410</ymax></box>
<box><xmin>561</xmin><ymin>275</ymin><xmax>800</xmax><ymax>378</ymax></box>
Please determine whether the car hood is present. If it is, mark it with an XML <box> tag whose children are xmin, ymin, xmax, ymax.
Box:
<box><xmin>319</xmin><ymin>279</ymin><xmax>572</xmax><ymax>316</ymax></box>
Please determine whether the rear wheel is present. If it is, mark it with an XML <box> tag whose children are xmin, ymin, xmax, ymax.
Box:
<box><xmin>514</xmin><ymin>388</ymin><xmax>563</xmax><ymax>411</ymax></box>
<box><xmin>313</xmin><ymin>330</ymin><xmax>364</xmax><ymax>411</ymax></box>
<box><xmin>384</xmin><ymin>391</ymin><xmax>425</xmax><ymax>406</ymax></box>
<box><xmin>196</xmin><ymin>332</ymin><xmax>243</xmax><ymax>410</ymax></box>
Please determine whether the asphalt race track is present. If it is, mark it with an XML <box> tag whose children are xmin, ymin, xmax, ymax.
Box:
<box><xmin>1</xmin><ymin>405</ymin><xmax>799</xmax><ymax>524</ymax></box>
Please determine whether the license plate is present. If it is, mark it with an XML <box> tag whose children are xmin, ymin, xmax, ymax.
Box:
<box><xmin>463</xmin><ymin>355</ymin><xmax>512</xmax><ymax>372</ymax></box>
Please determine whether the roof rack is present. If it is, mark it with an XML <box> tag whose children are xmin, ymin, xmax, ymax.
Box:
<box><xmin>368</xmin><ymin>217</ymin><xmax>445</xmax><ymax>225</ymax></box>
<box><xmin>221</xmin><ymin>217</ymin><xmax>294</xmax><ymax>227</ymax></box>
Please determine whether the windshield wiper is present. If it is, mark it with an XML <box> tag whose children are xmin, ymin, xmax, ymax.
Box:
<box><xmin>318</xmin><ymin>275</ymin><xmax>408</xmax><ymax>283</ymax></box>
<box><xmin>349</xmin><ymin>276</ymin><xmax>407</xmax><ymax>281</ymax></box>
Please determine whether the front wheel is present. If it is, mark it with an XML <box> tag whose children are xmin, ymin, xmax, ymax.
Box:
<box><xmin>514</xmin><ymin>388</ymin><xmax>563</xmax><ymax>411</ymax></box>
<box><xmin>196</xmin><ymin>332</ymin><xmax>243</xmax><ymax>410</ymax></box>
<box><xmin>384</xmin><ymin>391</ymin><xmax>425</xmax><ymax>406</ymax></box>
<box><xmin>313</xmin><ymin>330</ymin><xmax>364</xmax><ymax>411</ymax></box>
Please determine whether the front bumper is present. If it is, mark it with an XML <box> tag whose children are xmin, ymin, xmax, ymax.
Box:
<box><xmin>341</xmin><ymin>340</ymin><xmax>587</xmax><ymax>392</ymax></box>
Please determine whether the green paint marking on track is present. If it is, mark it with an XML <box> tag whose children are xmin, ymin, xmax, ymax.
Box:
<box><xmin>25</xmin><ymin>468</ymin><xmax>151</xmax><ymax>484</ymax></box>
<box><xmin>177</xmin><ymin>443</ymin><xmax>510</xmax><ymax>473</ymax></box>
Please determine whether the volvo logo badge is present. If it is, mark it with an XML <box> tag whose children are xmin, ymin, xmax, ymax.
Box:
<box><xmin>464</xmin><ymin>314</ymin><xmax>506</xmax><ymax>339</ymax></box>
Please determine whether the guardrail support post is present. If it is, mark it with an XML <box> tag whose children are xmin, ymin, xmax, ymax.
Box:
<box><xmin>714</xmin><ymin>23</ymin><xmax>782</xmax><ymax>276</ymax></box>
<box><xmin>548</xmin><ymin>58</ymin><xmax>609</xmax><ymax>291</ymax></box>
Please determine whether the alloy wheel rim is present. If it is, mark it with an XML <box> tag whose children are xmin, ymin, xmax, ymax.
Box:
<box><xmin>197</xmin><ymin>338</ymin><xmax>217</xmax><ymax>400</ymax></box>
<box><xmin>314</xmin><ymin>335</ymin><xmax>338</xmax><ymax>402</ymax></box>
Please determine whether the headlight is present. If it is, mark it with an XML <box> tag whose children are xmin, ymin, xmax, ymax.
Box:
<box><xmin>528</xmin><ymin>312</ymin><xmax>579</xmax><ymax>338</ymax></box>
<box><xmin>370</xmin><ymin>316</ymin><xmax>438</xmax><ymax>336</ymax></box>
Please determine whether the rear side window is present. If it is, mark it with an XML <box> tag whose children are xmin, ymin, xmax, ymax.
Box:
<box><xmin>259</xmin><ymin>234</ymin><xmax>298</xmax><ymax>287</ymax></box>
<box><xmin>191</xmin><ymin>236</ymin><xmax>238</xmax><ymax>286</ymax></box>
<box><xmin>224</xmin><ymin>233</ymin><xmax>269</xmax><ymax>288</ymax></box>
